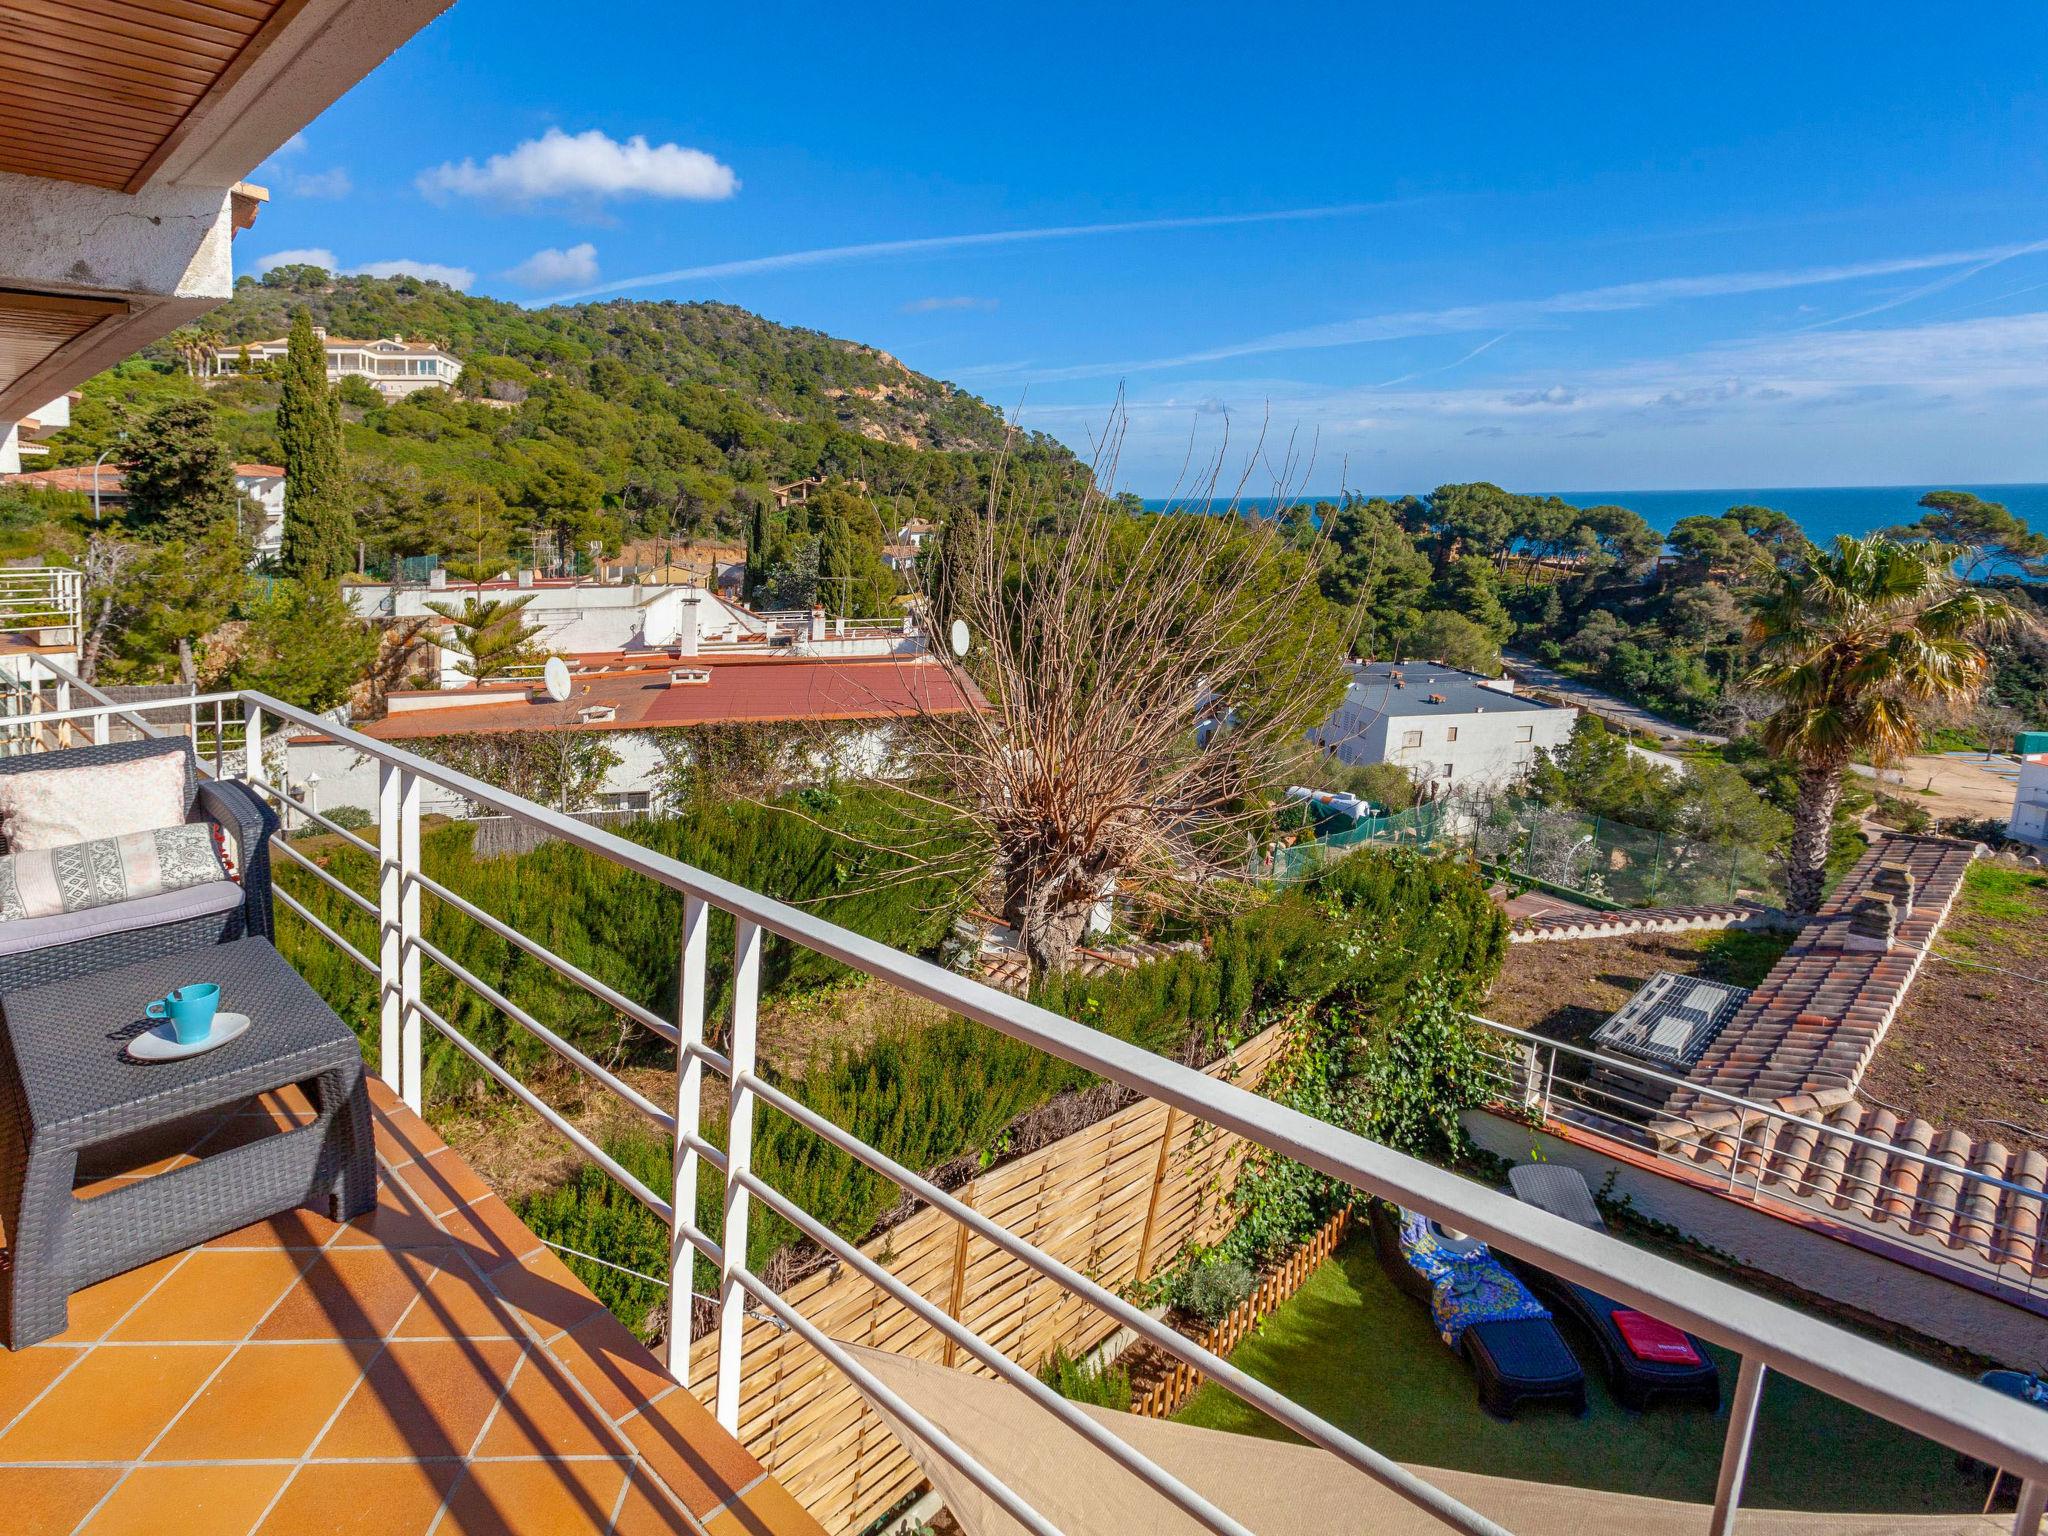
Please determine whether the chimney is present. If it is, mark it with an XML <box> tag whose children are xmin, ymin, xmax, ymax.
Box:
<box><xmin>1843</xmin><ymin>894</ymin><xmax>1898</xmax><ymax>953</ymax></box>
<box><xmin>427</xmin><ymin>568</ymin><xmax>446</xmax><ymax>590</ymax></box>
<box><xmin>1869</xmin><ymin>860</ymin><xmax>1916</xmax><ymax>920</ymax></box>
<box><xmin>675</xmin><ymin>589</ymin><xmax>702</xmax><ymax>657</ymax></box>
<box><xmin>810</xmin><ymin>606</ymin><xmax>827</xmax><ymax>642</ymax></box>
<box><xmin>517</xmin><ymin>569</ymin><xmax>535</xmax><ymax>588</ymax></box>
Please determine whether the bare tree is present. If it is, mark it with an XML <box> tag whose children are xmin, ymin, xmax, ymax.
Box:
<box><xmin>79</xmin><ymin>533</ymin><xmax>145</xmax><ymax>684</ymax></box>
<box><xmin>848</xmin><ymin>414</ymin><xmax>1353</xmax><ymax>974</ymax></box>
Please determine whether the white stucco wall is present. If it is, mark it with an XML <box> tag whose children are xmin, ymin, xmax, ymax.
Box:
<box><xmin>1316</xmin><ymin>691</ymin><xmax>1577</xmax><ymax>792</ymax></box>
<box><xmin>2013</xmin><ymin>755</ymin><xmax>2048</xmax><ymax>847</ymax></box>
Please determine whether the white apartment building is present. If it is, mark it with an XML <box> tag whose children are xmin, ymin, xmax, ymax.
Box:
<box><xmin>1315</xmin><ymin>660</ymin><xmax>1578</xmax><ymax>793</ymax></box>
<box><xmin>2011</xmin><ymin>732</ymin><xmax>2048</xmax><ymax>849</ymax></box>
<box><xmin>205</xmin><ymin>328</ymin><xmax>461</xmax><ymax>399</ymax></box>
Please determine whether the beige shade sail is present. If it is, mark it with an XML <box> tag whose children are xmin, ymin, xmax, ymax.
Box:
<box><xmin>846</xmin><ymin>1346</ymin><xmax>2004</xmax><ymax>1536</ymax></box>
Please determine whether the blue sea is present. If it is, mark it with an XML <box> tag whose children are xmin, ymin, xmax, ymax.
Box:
<box><xmin>1143</xmin><ymin>484</ymin><xmax>2048</xmax><ymax>543</ymax></box>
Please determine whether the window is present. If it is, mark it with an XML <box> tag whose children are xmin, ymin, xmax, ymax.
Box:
<box><xmin>1516</xmin><ymin>724</ymin><xmax>1535</xmax><ymax>742</ymax></box>
<box><xmin>1438</xmin><ymin>763</ymin><xmax>1454</xmax><ymax>779</ymax></box>
<box><xmin>1401</xmin><ymin>730</ymin><xmax>1423</xmax><ymax>749</ymax></box>
<box><xmin>1445</xmin><ymin>726</ymin><xmax>1459</xmax><ymax>743</ymax></box>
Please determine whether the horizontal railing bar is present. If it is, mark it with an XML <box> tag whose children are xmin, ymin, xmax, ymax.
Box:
<box><xmin>269</xmin><ymin>835</ymin><xmax>378</xmax><ymax>918</ymax></box>
<box><xmin>0</xmin><ymin>691</ymin><xmax>241</xmax><ymax>729</ymax></box>
<box><xmin>410</xmin><ymin>996</ymin><xmax>678</xmax><ymax>1229</ymax></box>
<box><xmin>687</xmin><ymin>1040</ymin><xmax>734</xmax><ymax>1077</ymax></box>
<box><xmin>726</xmin><ymin>1263</ymin><xmax>1068</xmax><ymax>1536</ymax></box>
<box><xmin>407</xmin><ymin>930</ymin><xmax>677</xmax><ymax>1135</ymax></box>
<box><xmin>1481</xmin><ymin>1018</ymin><xmax>2048</xmax><ymax>1206</ymax></box>
<box><xmin>737</xmin><ymin>1071</ymin><xmax>1511</xmax><ymax>1536</ymax></box>
<box><xmin>232</xmin><ymin>693</ymin><xmax>2048</xmax><ymax>1483</ymax></box>
<box><xmin>17</xmin><ymin>659</ymin><xmax>173</xmax><ymax>745</ymax></box>
<box><xmin>254</xmin><ymin>780</ymin><xmax>379</xmax><ymax>858</ymax></box>
<box><xmin>273</xmin><ymin>886</ymin><xmax>377</xmax><ymax>975</ymax></box>
<box><xmin>402</xmin><ymin>866</ymin><xmax>678</xmax><ymax>1045</ymax></box>
<box><xmin>736</xmin><ymin>1166</ymin><xmax>1261</xmax><ymax>1536</ymax></box>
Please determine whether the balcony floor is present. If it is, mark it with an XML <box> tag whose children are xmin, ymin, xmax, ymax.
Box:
<box><xmin>0</xmin><ymin>1079</ymin><xmax>822</xmax><ymax>1536</ymax></box>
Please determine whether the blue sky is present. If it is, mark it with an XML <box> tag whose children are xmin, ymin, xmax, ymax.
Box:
<box><xmin>246</xmin><ymin>3</ymin><xmax>2048</xmax><ymax>495</ymax></box>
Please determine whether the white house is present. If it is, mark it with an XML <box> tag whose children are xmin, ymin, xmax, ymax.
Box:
<box><xmin>1314</xmin><ymin>661</ymin><xmax>1578</xmax><ymax>793</ymax></box>
<box><xmin>2011</xmin><ymin>732</ymin><xmax>2048</xmax><ymax>849</ymax></box>
<box><xmin>235</xmin><ymin>463</ymin><xmax>286</xmax><ymax>562</ymax></box>
<box><xmin>206</xmin><ymin>329</ymin><xmax>462</xmax><ymax>400</ymax></box>
<box><xmin>0</xmin><ymin>393</ymin><xmax>69</xmax><ymax>474</ymax></box>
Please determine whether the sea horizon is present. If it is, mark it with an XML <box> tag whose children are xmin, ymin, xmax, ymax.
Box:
<box><xmin>1141</xmin><ymin>482</ymin><xmax>2048</xmax><ymax>543</ymax></box>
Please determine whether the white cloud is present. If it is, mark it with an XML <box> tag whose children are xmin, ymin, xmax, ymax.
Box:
<box><xmin>351</xmin><ymin>258</ymin><xmax>477</xmax><ymax>290</ymax></box>
<box><xmin>1504</xmin><ymin>384</ymin><xmax>1578</xmax><ymax>407</ymax></box>
<box><xmin>900</xmin><ymin>295</ymin><xmax>998</xmax><ymax>314</ymax></box>
<box><xmin>250</xmin><ymin>247</ymin><xmax>338</xmax><ymax>275</ymax></box>
<box><xmin>418</xmin><ymin>128</ymin><xmax>738</xmax><ymax>206</ymax></box>
<box><xmin>288</xmin><ymin>167</ymin><xmax>353</xmax><ymax>200</ymax></box>
<box><xmin>505</xmin><ymin>243</ymin><xmax>599</xmax><ymax>288</ymax></box>
<box><xmin>274</xmin><ymin>132</ymin><xmax>308</xmax><ymax>157</ymax></box>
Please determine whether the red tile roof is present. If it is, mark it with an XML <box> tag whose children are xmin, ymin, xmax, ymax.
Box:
<box><xmin>1</xmin><ymin>465</ymin><xmax>127</xmax><ymax>496</ymax></box>
<box><xmin>355</xmin><ymin>656</ymin><xmax>978</xmax><ymax>740</ymax></box>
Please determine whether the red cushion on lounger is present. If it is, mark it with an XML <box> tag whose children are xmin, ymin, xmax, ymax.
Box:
<box><xmin>1613</xmin><ymin>1309</ymin><xmax>1702</xmax><ymax>1365</ymax></box>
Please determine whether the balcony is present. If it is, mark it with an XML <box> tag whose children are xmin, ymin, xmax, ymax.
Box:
<box><xmin>2</xmin><ymin>662</ymin><xmax>2047</xmax><ymax>1536</ymax></box>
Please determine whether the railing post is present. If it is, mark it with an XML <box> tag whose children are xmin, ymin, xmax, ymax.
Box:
<box><xmin>244</xmin><ymin>703</ymin><xmax>264</xmax><ymax>787</ymax></box>
<box><xmin>1709</xmin><ymin>1355</ymin><xmax>1767</xmax><ymax>1536</ymax></box>
<box><xmin>716</xmin><ymin>915</ymin><xmax>761</xmax><ymax>1434</ymax></box>
<box><xmin>399</xmin><ymin>769</ymin><xmax>422</xmax><ymax>1113</ymax></box>
<box><xmin>667</xmin><ymin>893</ymin><xmax>708</xmax><ymax>1385</ymax></box>
<box><xmin>377</xmin><ymin>762</ymin><xmax>404</xmax><ymax>1096</ymax></box>
<box><xmin>2015</xmin><ymin>1478</ymin><xmax>2045</xmax><ymax>1536</ymax></box>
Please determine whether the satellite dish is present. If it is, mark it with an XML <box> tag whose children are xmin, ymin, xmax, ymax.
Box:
<box><xmin>543</xmin><ymin>656</ymin><xmax>572</xmax><ymax>703</ymax></box>
<box><xmin>949</xmin><ymin>619</ymin><xmax>971</xmax><ymax>658</ymax></box>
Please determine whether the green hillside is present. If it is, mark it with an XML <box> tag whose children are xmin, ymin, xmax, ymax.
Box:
<box><xmin>41</xmin><ymin>266</ymin><xmax>1077</xmax><ymax>565</ymax></box>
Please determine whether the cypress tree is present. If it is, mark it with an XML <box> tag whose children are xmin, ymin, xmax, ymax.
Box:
<box><xmin>277</xmin><ymin>308</ymin><xmax>355</xmax><ymax>578</ymax></box>
<box><xmin>745</xmin><ymin>498</ymin><xmax>771</xmax><ymax>600</ymax></box>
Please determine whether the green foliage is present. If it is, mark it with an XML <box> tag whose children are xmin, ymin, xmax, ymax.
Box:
<box><xmin>232</xmin><ymin>578</ymin><xmax>375</xmax><ymax>709</ymax></box>
<box><xmin>1177</xmin><ymin>1254</ymin><xmax>1255</xmax><ymax>1323</ymax></box>
<box><xmin>278</xmin><ymin>309</ymin><xmax>354</xmax><ymax>579</ymax></box>
<box><xmin>423</xmin><ymin>593</ymin><xmax>547</xmax><ymax>682</ymax></box>
<box><xmin>1401</xmin><ymin>609</ymin><xmax>1501</xmax><ymax>675</ymax></box>
<box><xmin>1037</xmin><ymin>1345</ymin><xmax>1134</xmax><ymax>1411</ymax></box>
<box><xmin>411</xmin><ymin>729</ymin><xmax>625</xmax><ymax>813</ymax></box>
<box><xmin>1351</xmin><ymin>969</ymin><xmax>1492</xmax><ymax>1160</ymax></box>
<box><xmin>1689</xmin><ymin>928</ymin><xmax>1794</xmax><ymax>989</ymax></box>
<box><xmin>124</xmin><ymin>396</ymin><xmax>241</xmax><ymax>543</ymax></box>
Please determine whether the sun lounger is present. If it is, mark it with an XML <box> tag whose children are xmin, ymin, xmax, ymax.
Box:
<box><xmin>1505</xmin><ymin>1164</ymin><xmax>1721</xmax><ymax>1411</ymax></box>
<box><xmin>1367</xmin><ymin>1199</ymin><xmax>1587</xmax><ymax>1419</ymax></box>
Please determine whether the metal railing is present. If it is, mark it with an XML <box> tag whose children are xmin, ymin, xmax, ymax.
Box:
<box><xmin>1473</xmin><ymin>1015</ymin><xmax>2048</xmax><ymax>1299</ymax></box>
<box><xmin>7</xmin><ymin>663</ymin><xmax>2048</xmax><ymax>1535</ymax></box>
<box><xmin>0</xmin><ymin>565</ymin><xmax>81</xmax><ymax>638</ymax></box>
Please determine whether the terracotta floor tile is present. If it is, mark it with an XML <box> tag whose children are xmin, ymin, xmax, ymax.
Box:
<box><xmin>77</xmin><ymin>1463</ymin><xmax>292</xmax><ymax>1536</ymax></box>
<box><xmin>71</xmin><ymin>1111</ymin><xmax>225</xmax><ymax>1177</ymax></box>
<box><xmin>256</xmin><ymin>1459</ymin><xmax>461</xmax><ymax>1536</ymax></box>
<box><xmin>471</xmin><ymin>1347</ymin><xmax>623</xmax><ymax>1459</ymax></box>
<box><xmin>149</xmin><ymin>1339</ymin><xmax>377</xmax><ymax>1461</ymax></box>
<box><xmin>73</xmin><ymin>1151</ymin><xmax>200</xmax><ymax>1192</ymax></box>
<box><xmin>190</xmin><ymin>1111</ymin><xmax>305</xmax><ymax>1158</ymax></box>
<box><xmin>396</xmin><ymin>1149</ymin><xmax>494</xmax><ymax>1219</ymax></box>
<box><xmin>200</xmin><ymin>1204</ymin><xmax>342</xmax><ymax>1250</ymax></box>
<box><xmin>254</xmin><ymin>1246</ymin><xmax>458</xmax><ymax>1341</ymax></box>
<box><xmin>325</xmin><ymin>1176</ymin><xmax>446</xmax><ymax>1251</ymax></box>
<box><xmin>615</xmin><ymin>1380</ymin><xmax>764</xmax><ymax>1520</ymax></box>
<box><xmin>257</xmin><ymin>1083</ymin><xmax>317</xmax><ymax>1117</ymax></box>
<box><xmin>0</xmin><ymin>1342</ymin><xmax>83</xmax><ymax>1431</ymax></box>
<box><xmin>611</xmin><ymin>1470</ymin><xmax>706</xmax><ymax>1536</ymax></box>
<box><xmin>312</xmin><ymin>1336</ymin><xmax>524</xmax><ymax>1459</ymax></box>
<box><xmin>0</xmin><ymin>1464</ymin><xmax>121</xmax><ymax>1536</ymax></box>
<box><xmin>388</xmin><ymin>1256</ymin><xmax>520</xmax><ymax>1342</ymax></box>
<box><xmin>438</xmin><ymin>1195</ymin><xmax>545</xmax><ymax>1273</ymax></box>
<box><xmin>48</xmin><ymin>1252</ymin><xmax>187</xmax><ymax>1343</ymax></box>
<box><xmin>437</xmin><ymin>1454</ymin><xmax>632</xmax><ymax>1536</ymax></box>
<box><xmin>485</xmin><ymin>1244</ymin><xmax>606</xmax><ymax>1343</ymax></box>
<box><xmin>107</xmin><ymin>1247</ymin><xmax>315</xmax><ymax>1342</ymax></box>
<box><xmin>547</xmin><ymin>1311</ymin><xmax>678</xmax><ymax>1424</ymax></box>
<box><xmin>702</xmin><ymin>1479</ymin><xmax>825</xmax><ymax>1536</ymax></box>
<box><xmin>0</xmin><ymin>1344</ymin><xmax>228</xmax><ymax>1462</ymax></box>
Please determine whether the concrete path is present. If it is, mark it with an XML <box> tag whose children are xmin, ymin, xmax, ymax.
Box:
<box><xmin>1501</xmin><ymin>652</ymin><xmax>1728</xmax><ymax>746</ymax></box>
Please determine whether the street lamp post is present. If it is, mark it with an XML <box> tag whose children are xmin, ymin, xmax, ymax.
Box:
<box><xmin>90</xmin><ymin>433</ymin><xmax>126</xmax><ymax>524</ymax></box>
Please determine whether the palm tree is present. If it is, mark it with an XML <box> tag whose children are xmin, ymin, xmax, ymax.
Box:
<box><xmin>1747</xmin><ymin>535</ymin><xmax>2015</xmax><ymax>913</ymax></box>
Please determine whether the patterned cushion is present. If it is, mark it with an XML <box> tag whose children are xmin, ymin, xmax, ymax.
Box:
<box><xmin>0</xmin><ymin>752</ymin><xmax>189</xmax><ymax>852</ymax></box>
<box><xmin>0</xmin><ymin>824</ymin><xmax>227</xmax><ymax>923</ymax></box>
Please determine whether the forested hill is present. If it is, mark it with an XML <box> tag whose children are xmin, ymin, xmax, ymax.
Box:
<box><xmin>43</xmin><ymin>266</ymin><xmax>1076</xmax><ymax>564</ymax></box>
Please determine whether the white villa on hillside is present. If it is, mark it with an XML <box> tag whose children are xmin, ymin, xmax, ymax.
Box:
<box><xmin>205</xmin><ymin>328</ymin><xmax>461</xmax><ymax>399</ymax></box>
<box><xmin>1315</xmin><ymin>660</ymin><xmax>1578</xmax><ymax>792</ymax></box>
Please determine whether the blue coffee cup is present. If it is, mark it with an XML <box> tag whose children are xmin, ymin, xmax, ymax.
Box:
<box><xmin>147</xmin><ymin>983</ymin><xmax>220</xmax><ymax>1045</ymax></box>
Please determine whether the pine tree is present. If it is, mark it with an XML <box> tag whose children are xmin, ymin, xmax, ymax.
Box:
<box><xmin>124</xmin><ymin>397</ymin><xmax>240</xmax><ymax>543</ymax></box>
<box><xmin>277</xmin><ymin>308</ymin><xmax>355</xmax><ymax>579</ymax></box>
<box><xmin>424</xmin><ymin>594</ymin><xmax>549</xmax><ymax>683</ymax></box>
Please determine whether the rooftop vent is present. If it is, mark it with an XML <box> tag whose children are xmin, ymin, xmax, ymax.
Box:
<box><xmin>669</xmin><ymin>667</ymin><xmax>712</xmax><ymax>687</ymax></box>
<box><xmin>576</xmin><ymin>704</ymin><xmax>617</xmax><ymax>724</ymax></box>
<box><xmin>1427</xmin><ymin>693</ymin><xmax>1446</xmax><ymax>705</ymax></box>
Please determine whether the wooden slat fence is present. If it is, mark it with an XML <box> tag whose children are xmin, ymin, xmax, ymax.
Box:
<box><xmin>686</xmin><ymin>1021</ymin><xmax>1288</xmax><ymax>1534</ymax></box>
<box><xmin>1130</xmin><ymin>1203</ymin><xmax>1355</xmax><ymax>1419</ymax></box>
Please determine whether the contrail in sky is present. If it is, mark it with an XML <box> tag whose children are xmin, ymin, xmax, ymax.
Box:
<box><xmin>537</xmin><ymin>201</ymin><xmax>1413</xmax><ymax>303</ymax></box>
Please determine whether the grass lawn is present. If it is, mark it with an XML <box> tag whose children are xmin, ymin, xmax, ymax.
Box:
<box><xmin>1175</xmin><ymin>1238</ymin><xmax>1984</xmax><ymax>1514</ymax></box>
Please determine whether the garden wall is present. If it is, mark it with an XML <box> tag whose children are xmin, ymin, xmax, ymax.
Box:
<box><xmin>684</xmin><ymin>1022</ymin><xmax>1288</xmax><ymax>1534</ymax></box>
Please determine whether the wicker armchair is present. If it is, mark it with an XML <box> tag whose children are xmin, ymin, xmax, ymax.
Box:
<box><xmin>0</xmin><ymin>738</ymin><xmax>276</xmax><ymax>994</ymax></box>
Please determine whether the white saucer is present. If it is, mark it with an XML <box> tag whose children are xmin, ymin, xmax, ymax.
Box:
<box><xmin>126</xmin><ymin>1012</ymin><xmax>251</xmax><ymax>1062</ymax></box>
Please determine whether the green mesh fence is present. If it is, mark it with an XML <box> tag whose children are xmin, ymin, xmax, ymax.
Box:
<box><xmin>1468</xmin><ymin>797</ymin><xmax>1782</xmax><ymax>908</ymax></box>
<box><xmin>1263</xmin><ymin>801</ymin><xmax>1453</xmax><ymax>881</ymax></box>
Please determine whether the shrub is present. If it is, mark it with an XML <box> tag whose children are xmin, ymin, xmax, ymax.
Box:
<box><xmin>1038</xmin><ymin>1345</ymin><xmax>1133</xmax><ymax>1411</ymax></box>
<box><xmin>1177</xmin><ymin>1255</ymin><xmax>1254</xmax><ymax>1323</ymax></box>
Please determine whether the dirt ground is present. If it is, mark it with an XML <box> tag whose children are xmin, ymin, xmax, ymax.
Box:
<box><xmin>1860</xmin><ymin>864</ymin><xmax>2048</xmax><ymax>1155</ymax></box>
<box><xmin>1858</xmin><ymin>752</ymin><xmax>2017</xmax><ymax>824</ymax></box>
<box><xmin>1482</xmin><ymin>927</ymin><xmax>1793</xmax><ymax>1045</ymax></box>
